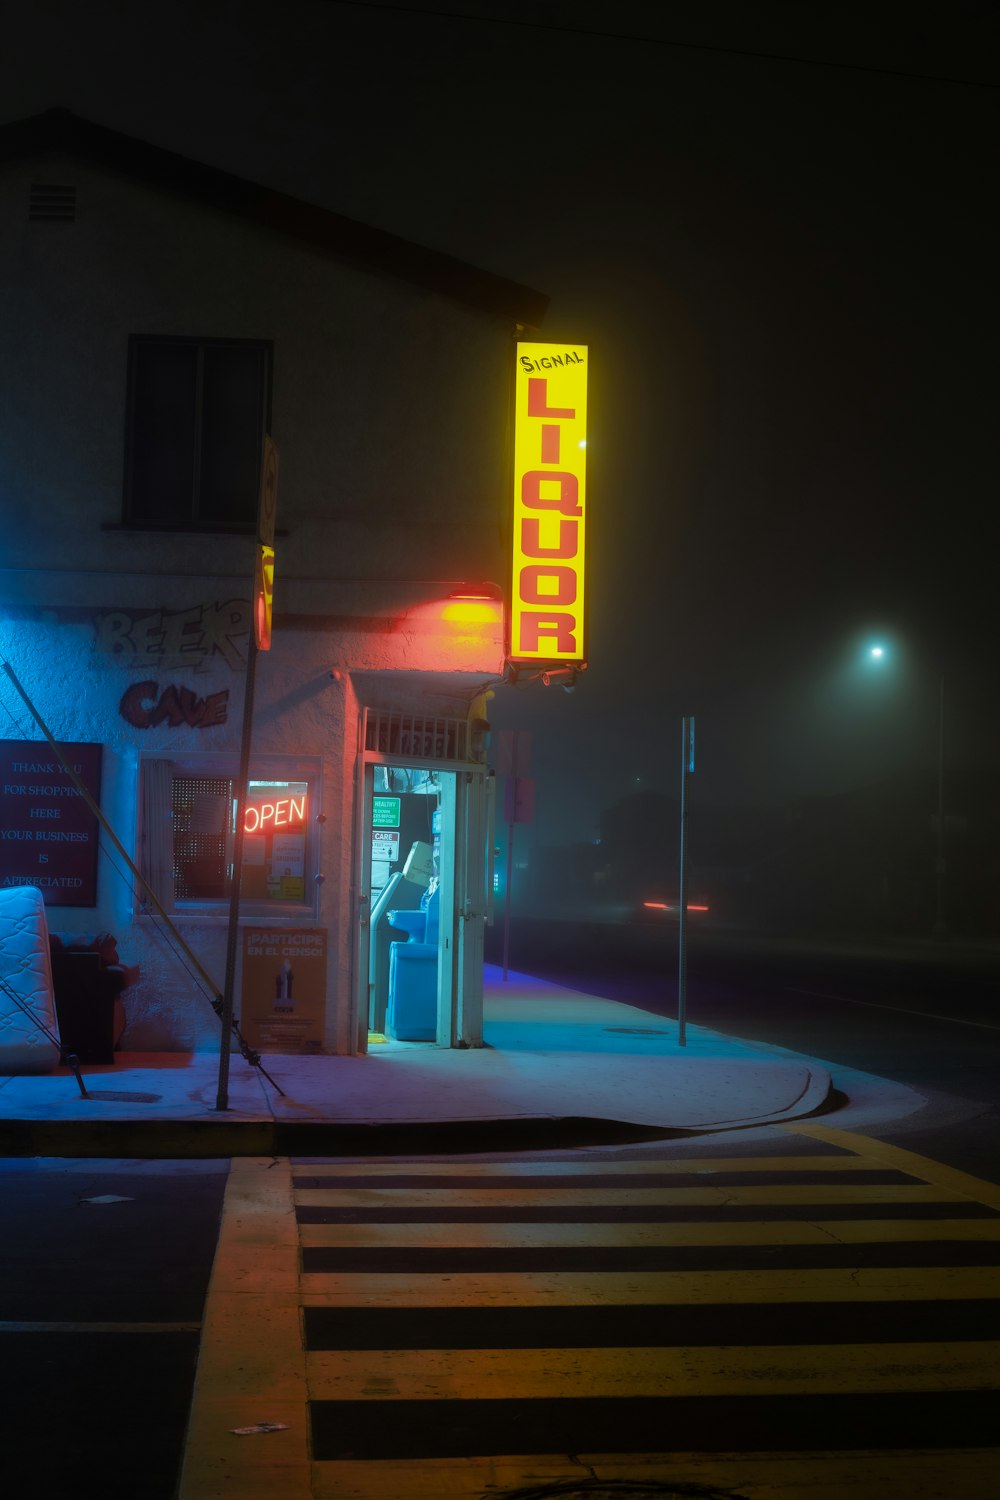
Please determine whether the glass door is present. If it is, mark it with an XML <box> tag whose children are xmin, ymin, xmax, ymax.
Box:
<box><xmin>354</xmin><ymin>757</ymin><xmax>492</xmax><ymax>1051</ymax></box>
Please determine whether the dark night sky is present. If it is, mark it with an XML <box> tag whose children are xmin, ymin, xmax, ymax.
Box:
<box><xmin>4</xmin><ymin>0</ymin><xmax>998</xmax><ymax>847</ymax></box>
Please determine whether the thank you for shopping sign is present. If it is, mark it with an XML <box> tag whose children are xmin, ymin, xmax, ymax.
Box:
<box><xmin>0</xmin><ymin>741</ymin><xmax>102</xmax><ymax>906</ymax></box>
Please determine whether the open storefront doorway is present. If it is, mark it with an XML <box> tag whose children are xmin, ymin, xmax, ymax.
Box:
<box><xmin>355</xmin><ymin>752</ymin><xmax>492</xmax><ymax>1053</ymax></box>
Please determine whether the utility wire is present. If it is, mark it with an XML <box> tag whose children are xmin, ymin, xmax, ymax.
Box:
<box><xmin>0</xmin><ymin>663</ymin><xmax>285</xmax><ymax>1097</ymax></box>
<box><xmin>0</xmin><ymin>974</ymin><xmax>88</xmax><ymax>1096</ymax></box>
<box><xmin>0</xmin><ymin>687</ymin><xmax>212</xmax><ymax>1003</ymax></box>
<box><xmin>319</xmin><ymin>0</ymin><xmax>1000</xmax><ymax>91</ymax></box>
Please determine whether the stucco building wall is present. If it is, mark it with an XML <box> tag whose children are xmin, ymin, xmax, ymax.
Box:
<box><xmin>1</xmin><ymin>149</ymin><xmax>512</xmax><ymax>584</ymax></box>
<box><xmin>1</xmin><ymin>122</ymin><xmax>528</xmax><ymax>1052</ymax></box>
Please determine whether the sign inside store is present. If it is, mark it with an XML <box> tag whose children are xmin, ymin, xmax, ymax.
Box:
<box><xmin>372</xmin><ymin>796</ymin><xmax>401</xmax><ymax>829</ymax></box>
<box><xmin>372</xmin><ymin>829</ymin><xmax>400</xmax><ymax>862</ymax></box>
<box><xmin>244</xmin><ymin>793</ymin><xmax>307</xmax><ymax>834</ymax></box>
<box><xmin>511</xmin><ymin>343</ymin><xmax>588</xmax><ymax>663</ymax></box>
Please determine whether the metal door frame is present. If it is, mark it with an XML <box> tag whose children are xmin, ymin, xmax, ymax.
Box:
<box><xmin>352</xmin><ymin>746</ymin><xmax>491</xmax><ymax>1054</ymax></box>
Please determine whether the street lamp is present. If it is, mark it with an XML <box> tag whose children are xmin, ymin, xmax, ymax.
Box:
<box><xmin>866</xmin><ymin>640</ymin><xmax>947</xmax><ymax>937</ymax></box>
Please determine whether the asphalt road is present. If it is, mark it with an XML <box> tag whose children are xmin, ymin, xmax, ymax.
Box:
<box><xmin>488</xmin><ymin>917</ymin><xmax>1000</xmax><ymax>1183</ymax></box>
<box><xmin>4</xmin><ymin>929</ymin><xmax>998</xmax><ymax>1496</ymax></box>
<box><xmin>0</xmin><ymin>1158</ymin><xmax>228</xmax><ymax>1500</ymax></box>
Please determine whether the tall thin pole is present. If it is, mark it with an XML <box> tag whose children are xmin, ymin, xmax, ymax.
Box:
<box><xmin>934</xmin><ymin>673</ymin><xmax>946</xmax><ymax>937</ymax></box>
<box><xmin>501</xmin><ymin>732</ymin><xmax>518</xmax><ymax>981</ymax></box>
<box><xmin>216</xmin><ymin>627</ymin><xmax>259</xmax><ymax>1110</ymax></box>
<box><xmin>677</xmin><ymin>716</ymin><xmax>692</xmax><ymax>1047</ymax></box>
<box><xmin>216</xmin><ymin>435</ymin><xmax>278</xmax><ymax>1107</ymax></box>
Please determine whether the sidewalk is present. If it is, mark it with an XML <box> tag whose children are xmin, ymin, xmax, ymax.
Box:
<box><xmin>0</xmin><ymin>965</ymin><xmax>836</xmax><ymax>1156</ymax></box>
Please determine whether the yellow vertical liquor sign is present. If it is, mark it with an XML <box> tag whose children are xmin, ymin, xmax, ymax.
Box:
<box><xmin>511</xmin><ymin>343</ymin><xmax>588</xmax><ymax>663</ymax></box>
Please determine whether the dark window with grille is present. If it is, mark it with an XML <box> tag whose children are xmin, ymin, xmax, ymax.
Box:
<box><xmin>124</xmin><ymin>337</ymin><xmax>271</xmax><ymax>530</ymax></box>
<box><xmin>171</xmin><ymin>775</ymin><xmax>233</xmax><ymax>900</ymax></box>
<box><xmin>161</xmin><ymin>771</ymin><xmax>314</xmax><ymax>908</ymax></box>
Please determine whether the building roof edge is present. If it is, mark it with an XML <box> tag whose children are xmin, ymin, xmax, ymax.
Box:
<box><xmin>0</xmin><ymin>107</ymin><xmax>549</xmax><ymax>328</ymax></box>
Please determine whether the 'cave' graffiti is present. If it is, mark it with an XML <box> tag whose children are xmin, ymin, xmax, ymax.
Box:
<box><xmin>119</xmin><ymin>682</ymin><xmax>229</xmax><ymax>730</ymax></box>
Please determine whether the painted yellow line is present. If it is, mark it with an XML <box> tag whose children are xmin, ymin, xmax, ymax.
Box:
<box><xmin>295</xmin><ymin>1182</ymin><xmax>966</xmax><ymax>1208</ymax></box>
<box><xmin>787</xmin><ymin>1123</ymin><xmax>1000</xmax><ymax>1210</ymax></box>
<box><xmin>307</xmin><ymin>1339</ymin><xmax>1000</xmax><ymax>1400</ymax></box>
<box><xmin>292</xmin><ymin>1154</ymin><xmax>867</xmax><ymax>1177</ymax></box>
<box><xmin>299</xmin><ymin>1216</ymin><xmax>1000</xmax><ymax>1248</ymax></box>
<box><xmin>309</xmin><ymin>1447</ymin><xmax>1000</xmax><ymax>1500</ymax></box>
<box><xmin>300</xmin><ymin>1263</ymin><xmax>1000</xmax><ymax>1306</ymax></box>
<box><xmin>178</xmin><ymin>1158</ymin><xmax>310</xmax><ymax>1500</ymax></box>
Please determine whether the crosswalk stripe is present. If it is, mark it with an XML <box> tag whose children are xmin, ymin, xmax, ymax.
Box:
<box><xmin>0</xmin><ymin>1320</ymin><xmax>201</xmax><ymax>1333</ymax></box>
<box><xmin>289</xmin><ymin>1158</ymin><xmax>893</xmax><ymax>1182</ymax></box>
<box><xmin>290</xmin><ymin>1134</ymin><xmax>1000</xmax><ymax>1476</ymax></box>
<box><xmin>294</xmin><ymin>1155</ymin><xmax>875</xmax><ymax>1178</ymax></box>
<box><xmin>308</xmin><ymin>1447</ymin><xmax>1000</xmax><ymax>1500</ymax></box>
<box><xmin>303</xmin><ymin>1298</ymin><xmax>1000</xmax><ymax>1352</ymax></box>
<box><xmin>299</xmin><ymin>1264</ymin><xmax>1000</xmax><ymax>1306</ymax></box>
<box><xmin>295</xmin><ymin>1168</ymin><xmax>911</xmax><ymax>1189</ymax></box>
<box><xmin>294</xmin><ymin>1183</ymin><xmax>972</xmax><ymax>1208</ymax></box>
<box><xmin>294</xmin><ymin>1154</ymin><xmax>864</xmax><ymax>1176</ymax></box>
<box><xmin>298</xmin><ymin>1215</ymin><xmax>1000</xmax><ymax>1248</ymax></box>
<box><xmin>303</xmin><ymin>1242</ymin><xmax>1000</xmax><ymax>1277</ymax></box>
<box><xmin>788</xmin><ymin>1123</ymin><xmax>1000</xmax><ymax>1209</ymax></box>
<box><xmin>309</xmin><ymin>1388</ymin><xmax>1000</xmax><ymax>1466</ymax></box>
<box><xmin>306</xmin><ymin>1339</ymin><xmax>1000</xmax><ymax>1400</ymax></box>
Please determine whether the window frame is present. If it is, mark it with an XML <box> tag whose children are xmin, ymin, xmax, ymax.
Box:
<box><xmin>136</xmin><ymin>751</ymin><xmax>322</xmax><ymax>921</ymax></box>
<box><xmin>122</xmin><ymin>334</ymin><xmax>274</xmax><ymax>533</ymax></box>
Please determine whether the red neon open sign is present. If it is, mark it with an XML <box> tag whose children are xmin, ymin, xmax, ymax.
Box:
<box><xmin>244</xmin><ymin>794</ymin><xmax>307</xmax><ymax>834</ymax></box>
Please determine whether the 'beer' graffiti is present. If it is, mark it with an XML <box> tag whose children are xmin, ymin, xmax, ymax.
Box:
<box><xmin>96</xmin><ymin>600</ymin><xmax>250</xmax><ymax>670</ymax></box>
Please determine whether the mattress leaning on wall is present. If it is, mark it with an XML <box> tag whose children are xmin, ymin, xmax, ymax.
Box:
<box><xmin>0</xmin><ymin>885</ymin><xmax>61</xmax><ymax>1072</ymax></box>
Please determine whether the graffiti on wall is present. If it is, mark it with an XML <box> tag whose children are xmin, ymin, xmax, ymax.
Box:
<box><xmin>95</xmin><ymin>600</ymin><xmax>251</xmax><ymax>670</ymax></box>
<box><xmin>119</xmin><ymin>682</ymin><xmax>229</xmax><ymax>730</ymax></box>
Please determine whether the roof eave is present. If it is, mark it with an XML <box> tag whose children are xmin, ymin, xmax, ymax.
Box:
<box><xmin>0</xmin><ymin>108</ymin><xmax>549</xmax><ymax>328</ymax></box>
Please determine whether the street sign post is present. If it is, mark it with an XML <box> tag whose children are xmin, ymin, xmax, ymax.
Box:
<box><xmin>218</xmin><ymin>435</ymin><xmax>279</xmax><ymax>1110</ymax></box>
<box><xmin>678</xmin><ymin>715</ymin><xmax>695</xmax><ymax>1047</ymax></box>
<box><xmin>497</xmin><ymin>730</ymin><xmax>532</xmax><ymax>980</ymax></box>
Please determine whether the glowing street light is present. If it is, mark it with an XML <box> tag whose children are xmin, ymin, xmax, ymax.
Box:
<box><xmin>864</xmin><ymin>636</ymin><xmax>947</xmax><ymax>936</ymax></box>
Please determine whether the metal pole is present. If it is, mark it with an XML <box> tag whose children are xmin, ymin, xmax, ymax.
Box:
<box><xmin>677</xmin><ymin>716</ymin><xmax>689</xmax><ymax>1047</ymax></box>
<box><xmin>934</xmin><ymin>673</ymin><xmax>946</xmax><ymax>937</ymax></box>
<box><xmin>216</xmin><ymin>627</ymin><xmax>259</xmax><ymax>1110</ymax></box>
<box><xmin>501</xmin><ymin>733</ymin><xmax>518</xmax><ymax>981</ymax></box>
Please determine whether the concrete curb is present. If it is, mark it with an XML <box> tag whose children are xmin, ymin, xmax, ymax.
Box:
<box><xmin>0</xmin><ymin>1064</ymin><xmax>837</xmax><ymax>1158</ymax></box>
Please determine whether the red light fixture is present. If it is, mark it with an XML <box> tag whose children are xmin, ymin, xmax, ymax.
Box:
<box><xmin>641</xmin><ymin>900</ymin><xmax>709</xmax><ymax>912</ymax></box>
<box><xmin>449</xmin><ymin>582</ymin><xmax>502</xmax><ymax>598</ymax></box>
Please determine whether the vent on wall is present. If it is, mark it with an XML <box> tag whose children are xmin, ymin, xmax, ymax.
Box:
<box><xmin>29</xmin><ymin>183</ymin><xmax>77</xmax><ymax>222</ymax></box>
